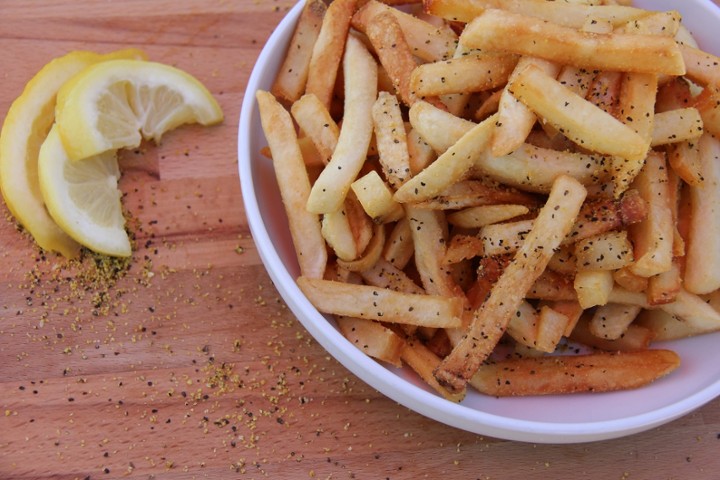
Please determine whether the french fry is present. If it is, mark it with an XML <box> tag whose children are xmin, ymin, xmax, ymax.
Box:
<box><xmin>635</xmin><ymin>308</ymin><xmax>720</xmax><ymax>342</ymax></box>
<box><xmin>353</xmin><ymin>0</ymin><xmax>458</xmax><ymax>62</ymax></box>
<box><xmin>408</xmin><ymin>100</ymin><xmax>475</xmax><ymax>154</ymax></box>
<box><xmin>407</xmin><ymin>127</ymin><xmax>436</xmax><ymax>175</ymax></box>
<box><xmin>394</xmin><ymin>114</ymin><xmax>497</xmax><ymax>203</ymax></box>
<box><xmin>306</xmin><ymin>0</ymin><xmax>357</xmax><ymax>109</ymax></box>
<box><xmin>685</xmin><ymin>133</ymin><xmax>720</xmax><ymax>294</ymax></box>
<box><xmin>650</xmin><ymin>108</ymin><xmax>704</xmax><ymax>147</ymax></box>
<box><xmin>589</xmin><ymin>303</ymin><xmax>642</xmax><ymax>340</ymax></box>
<box><xmin>351</xmin><ymin>170</ymin><xmax>405</xmax><ymax>224</ymax></box>
<box><xmin>424</xmin><ymin>0</ymin><xmax>650</xmax><ymax>28</ymax></box>
<box><xmin>679</xmin><ymin>44</ymin><xmax>720</xmax><ymax>89</ymax></box>
<box><xmin>336</xmin><ymin>316</ymin><xmax>405</xmax><ymax>367</ymax></box>
<box><xmin>410</xmin><ymin>53</ymin><xmax>518</xmax><ymax>98</ymax></box>
<box><xmin>508</xmin><ymin>64</ymin><xmax>649</xmax><ymax>161</ymax></box>
<box><xmin>360</xmin><ymin>258</ymin><xmax>425</xmax><ymax>295</ymax></box>
<box><xmin>646</xmin><ymin>260</ymin><xmax>682</xmax><ymax>306</ymax></box>
<box><xmin>413</xmin><ymin>179</ymin><xmax>540</xmax><ymax>210</ymax></box>
<box><xmin>506</xmin><ymin>300</ymin><xmax>539</xmax><ymax>349</ymax></box>
<box><xmin>321</xmin><ymin>192</ymin><xmax>373</xmax><ymax>261</ymax></box>
<box><xmin>569</xmin><ymin>315</ymin><xmax>655</xmax><ymax>352</ymax></box>
<box><xmin>527</xmin><ymin>269</ymin><xmax>577</xmax><ymax>302</ymax></box>
<box><xmin>272</xmin><ymin>0</ymin><xmax>327</xmax><ymax>103</ymax></box>
<box><xmin>574</xmin><ymin>269</ymin><xmax>614</xmax><ymax>309</ymax></box>
<box><xmin>337</xmin><ymin>223</ymin><xmax>386</xmax><ymax>272</ymax></box>
<box><xmin>460</xmin><ymin>9</ymin><xmax>685</xmax><ymax>75</ymax></box>
<box><xmin>694</xmin><ymin>88</ymin><xmax>720</xmax><ymax>139</ymax></box>
<box><xmin>435</xmin><ymin>175</ymin><xmax>587</xmax><ymax>393</ymax></box>
<box><xmin>256</xmin><ymin>90</ymin><xmax>327</xmax><ymax>279</ymax></box>
<box><xmin>447</xmin><ymin>204</ymin><xmax>529</xmax><ymax>229</ymax></box>
<box><xmin>535</xmin><ymin>305</ymin><xmax>570</xmax><ymax>353</ymax></box>
<box><xmin>628</xmin><ymin>151</ymin><xmax>674</xmax><ymax>278</ymax></box>
<box><xmin>613</xmin><ymin>266</ymin><xmax>648</xmax><ymax>293</ymax></box>
<box><xmin>291</xmin><ymin>93</ymin><xmax>340</xmax><ymax>163</ymax></box>
<box><xmin>469</xmin><ymin>350</ymin><xmax>679</xmax><ymax>397</ymax></box>
<box><xmin>402</xmin><ymin>337</ymin><xmax>466</xmax><ymax>402</ymax></box>
<box><xmin>443</xmin><ymin>234</ymin><xmax>484</xmax><ymax>265</ymax></box>
<box><xmin>492</xmin><ymin>57</ymin><xmax>560</xmax><ymax>157</ymax></box>
<box><xmin>574</xmin><ymin>230</ymin><xmax>634</xmax><ymax>272</ymax></box>
<box><xmin>297</xmin><ymin>276</ymin><xmax>463</xmax><ymax>328</ymax></box>
<box><xmin>371</xmin><ymin>91</ymin><xmax>412</xmax><ymax>188</ymax></box>
<box><xmin>382</xmin><ymin>216</ymin><xmax>414</xmax><ymax>269</ymax></box>
<box><xmin>667</xmin><ymin>139</ymin><xmax>703</xmax><ymax>187</ymax></box>
<box><xmin>586</xmin><ymin>70</ymin><xmax>623</xmax><ymax>116</ymax></box>
<box><xmin>307</xmin><ymin>35</ymin><xmax>378</xmax><ymax>214</ymax></box>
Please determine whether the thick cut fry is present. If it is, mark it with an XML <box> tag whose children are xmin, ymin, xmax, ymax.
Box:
<box><xmin>586</xmin><ymin>70</ymin><xmax>623</xmax><ymax>116</ymax></box>
<box><xmin>475</xmin><ymin>143</ymin><xmax>613</xmax><ymax>194</ymax></box>
<box><xmin>574</xmin><ymin>230</ymin><xmax>634</xmax><ymax>272</ymax></box>
<box><xmin>272</xmin><ymin>0</ymin><xmax>327</xmax><ymax>103</ymax></box>
<box><xmin>589</xmin><ymin>303</ymin><xmax>642</xmax><ymax>340</ymax></box>
<box><xmin>306</xmin><ymin>0</ymin><xmax>357</xmax><ymax>109</ymax></box>
<box><xmin>371</xmin><ymin>91</ymin><xmax>411</xmax><ymax>188</ymax></box>
<box><xmin>574</xmin><ymin>269</ymin><xmax>613</xmax><ymax>309</ymax></box>
<box><xmin>352</xmin><ymin>0</ymin><xmax>458</xmax><ymax>62</ymax></box>
<box><xmin>636</xmin><ymin>308</ymin><xmax>720</xmax><ymax>342</ymax></box>
<box><xmin>337</xmin><ymin>222</ymin><xmax>386</xmax><ymax>272</ymax></box>
<box><xmin>394</xmin><ymin>114</ymin><xmax>497</xmax><ymax>203</ymax></box>
<box><xmin>492</xmin><ymin>57</ymin><xmax>560</xmax><ymax>157</ymax></box>
<box><xmin>470</xmin><ymin>350</ymin><xmax>679</xmax><ymax>396</ymax></box>
<box><xmin>351</xmin><ymin>170</ymin><xmax>404</xmax><ymax>224</ymax></box>
<box><xmin>435</xmin><ymin>175</ymin><xmax>587</xmax><ymax>393</ymax></box>
<box><xmin>382</xmin><ymin>216</ymin><xmax>414</xmax><ymax>269</ymax></box>
<box><xmin>508</xmin><ymin>64</ymin><xmax>649</xmax><ymax>161</ymax></box>
<box><xmin>291</xmin><ymin>93</ymin><xmax>340</xmax><ymax>163</ymax></box>
<box><xmin>297</xmin><ymin>276</ymin><xmax>463</xmax><ymax>328</ymax></box>
<box><xmin>410</xmin><ymin>54</ymin><xmax>517</xmax><ymax>97</ymax></box>
<box><xmin>694</xmin><ymin>88</ymin><xmax>720</xmax><ymax>139</ymax></box>
<box><xmin>569</xmin><ymin>315</ymin><xmax>654</xmax><ymax>351</ymax></box>
<box><xmin>366</xmin><ymin>11</ymin><xmax>420</xmax><ymax>106</ymax></box>
<box><xmin>256</xmin><ymin>90</ymin><xmax>327</xmax><ymax>279</ymax></box>
<box><xmin>535</xmin><ymin>305</ymin><xmax>570</xmax><ymax>353</ymax></box>
<box><xmin>461</xmin><ymin>9</ymin><xmax>685</xmax><ymax>76</ymax></box>
<box><xmin>336</xmin><ymin>316</ymin><xmax>405</xmax><ymax>367</ymax></box>
<box><xmin>646</xmin><ymin>260</ymin><xmax>682</xmax><ymax>306</ymax></box>
<box><xmin>407</xmin><ymin>127</ymin><xmax>436</xmax><ymax>175</ymax></box>
<box><xmin>408</xmin><ymin>100</ymin><xmax>475</xmax><ymax>154</ymax></box>
<box><xmin>424</xmin><ymin>0</ymin><xmax>650</xmax><ymax>29</ymax></box>
<box><xmin>402</xmin><ymin>337</ymin><xmax>466</xmax><ymax>402</ymax></box>
<box><xmin>628</xmin><ymin>151</ymin><xmax>674</xmax><ymax>278</ymax></box>
<box><xmin>679</xmin><ymin>44</ymin><xmax>720</xmax><ymax>89</ymax></box>
<box><xmin>506</xmin><ymin>301</ymin><xmax>539</xmax><ymax>349</ymax></box>
<box><xmin>667</xmin><ymin>140</ymin><xmax>703</xmax><ymax>187</ymax></box>
<box><xmin>360</xmin><ymin>258</ymin><xmax>425</xmax><ymax>295</ymax></box>
<box><xmin>321</xmin><ymin>192</ymin><xmax>373</xmax><ymax>261</ymax></box>
<box><xmin>685</xmin><ymin>134</ymin><xmax>720</xmax><ymax>294</ymax></box>
<box><xmin>307</xmin><ymin>36</ymin><xmax>378</xmax><ymax>214</ymax></box>
<box><xmin>447</xmin><ymin>204</ymin><xmax>529</xmax><ymax>229</ymax></box>
<box><xmin>651</xmin><ymin>108</ymin><xmax>704</xmax><ymax>147</ymax></box>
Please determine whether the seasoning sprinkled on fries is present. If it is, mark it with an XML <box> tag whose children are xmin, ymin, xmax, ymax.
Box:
<box><xmin>256</xmin><ymin>0</ymin><xmax>720</xmax><ymax>400</ymax></box>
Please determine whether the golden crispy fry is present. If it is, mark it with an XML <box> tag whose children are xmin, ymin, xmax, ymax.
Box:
<box><xmin>635</xmin><ymin>308</ymin><xmax>720</xmax><ymax>342</ymax></box>
<box><xmin>679</xmin><ymin>44</ymin><xmax>720</xmax><ymax>89</ymax></box>
<box><xmin>408</xmin><ymin>100</ymin><xmax>475</xmax><ymax>154</ymax></box>
<box><xmin>291</xmin><ymin>93</ymin><xmax>340</xmax><ymax>163</ymax></box>
<box><xmin>694</xmin><ymin>88</ymin><xmax>720</xmax><ymax>139</ymax></box>
<box><xmin>569</xmin><ymin>315</ymin><xmax>654</xmax><ymax>352</ymax></box>
<box><xmin>461</xmin><ymin>9</ymin><xmax>685</xmax><ymax>75</ymax></box>
<box><xmin>443</xmin><ymin>234</ymin><xmax>485</xmax><ymax>265</ymax></box>
<box><xmin>297</xmin><ymin>276</ymin><xmax>463</xmax><ymax>328</ymax></box>
<box><xmin>589</xmin><ymin>303</ymin><xmax>642</xmax><ymax>340</ymax></box>
<box><xmin>407</xmin><ymin>127</ymin><xmax>437</xmax><ymax>175</ymax></box>
<box><xmin>506</xmin><ymin>301</ymin><xmax>539</xmax><ymax>349</ymax></box>
<box><xmin>394</xmin><ymin>114</ymin><xmax>497</xmax><ymax>204</ymax></box>
<box><xmin>256</xmin><ymin>90</ymin><xmax>327</xmax><ymax>279</ymax></box>
<box><xmin>574</xmin><ymin>269</ymin><xmax>613</xmax><ymax>309</ymax></box>
<box><xmin>360</xmin><ymin>257</ymin><xmax>425</xmax><ymax>295</ymax></box>
<box><xmin>646</xmin><ymin>260</ymin><xmax>682</xmax><ymax>306</ymax></box>
<box><xmin>402</xmin><ymin>337</ymin><xmax>466</xmax><ymax>402</ymax></box>
<box><xmin>351</xmin><ymin>170</ymin><xmax>405</xmax><ymax>224</ymax></box>
<box><xmin>410</xmin><ymin>54</ymin><xmax>518</xmax><ymax>97</ymax></box>
<box><xmin>667</xmin><ymin>140</ymin><xmax>703</xmax><ymax>187</ymax></box>
<box><xmin>425</xmin><ymin>0</ymin><xmax>650</xmax><ymax>28</ymax></box>
<box><xmin>337</xmin><ymin>223</ymin><xmax>386</xmax><ymax>271</ymax></box>
<box><xmin>508</xmin><ymin>64</ymin><xmax>649</xmax><ymax>161</ymax></box>
<box><xmin>272</xmin><ymin>0</ymin><xmax>327</xmax><ymax>103</ymax></box>
<box><xmin>651</xmin><ymin>108</ymin><xmax>704</xmax><ymax>147</ymax></box>
<box><xmin>685</xmin><ymin>134</ymin><xmax>720</xmax><ymax>294</ymax></box>
<box><xmin>435</xmin><ymin>175</ymin><xmax>587</xmax><ymax>393</ymax></box>
<box><xmin>447</xmin><ymin>204</ymin><xmax>529</xmax><ymax>229</ymax></box>
<box><xmin>306</xmin><ymin>0</ymin><xmax>357</xmax><ymax>109</ymax></box>
<box><xmin>371</xmin><ymin>92</ymin><xmax>412</xmax><ymax>188</ymax></box>
<box><xmin>353</xmin><ymin>0</ymin><xmax>458</xmax><ymax>62</ymax></box>
<box><xmin>534</xmin><ymin>305</ymin><xmax>569</xmax><ymax>353</ymax></box>
<box><xmin>574</xmin><ymin>231</ymin><xmax>634</xmax><ymax>272</ymax></box>
<box><xmin>413</xmin><ymin>179</ymin><xmax>540</xmax><ymax>210</ymax></box>
<box><xmin>336</xmin><ymin>316</ymin><xmax>405</xmax><ymax>366</ymax></box>
<box><xmin>307</xmin><ymin>35</ymin><xmax>378</xmax><ymax>214</ymax></box>
<box><xmin>628</xmin><ymin>151</ymin><xmax>674</xmax><ymax>278</ymax></box>
<box><xmin>469</xmin><ymin>350</ymin><xmax>679</xmax><ymax>397</ymax></box>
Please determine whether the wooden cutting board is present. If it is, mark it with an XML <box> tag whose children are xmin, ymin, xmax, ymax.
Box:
<box><xmin>1</xmin><ymin>1</ymin><xmax>720</xmax><ymax>479</ymax></box>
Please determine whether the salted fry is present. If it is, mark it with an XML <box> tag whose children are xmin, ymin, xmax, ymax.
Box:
<box><xmin>297</xmin><ymin>276</ymin><xmax>463</xmax><ymax>328</ymax></box>
<box><xmin>469</xmin><ymin>350</ymin><xmax>679</xmax><ymax>397</ymax></box>
<box><xmin>256</xmin><ymin>90</ymin><xmax>327</xmax><ymax>279</ymax></box>
<box><xmin>414</xmin><ymin>179</ymin><xmax>539</xmax><ymax>210</ymax></box>
<box><xmin>371</xmin><ymin>91</ymin><xmax>412</xmax><ymax>188</ymax></box>
<box><xmin>447</xmin><ymin>204</ymin><xmax>529</xmax><ymax>229</ymax></box>
<box><xmin>382</xmin><ymin>216</ymin><xmax>414</xmax><ymax>269</ymax></box>
<box><xmin>394</xmin><ymin>114</ymin><xmax>497</xmax><ymax>203</ymax></box>
<box><xmin>306</xmin><ymin>0</ymin><xmax>357</xmax><ymax>109</ymax></box>
<box><xmin>408</xmin><ymin>100</ymin><xmax>475</xmax><ymax>154</ymax></box>
<box><xmin>574</xmin><ymin>269</ymin><xmax>613</xmax><ymax>309</ymax></box>
<box><xmin>291</xmin><ymin>93</ymin><xmax>340</xmax><ymax>163</ymax></box>
<box><xmin>589</xmin><ymin>303</ymin><xmax>642</xmax><ymax>340</ymax></box>
<box><xmin>685</xmin><ymin>134</ymin><xmax>720</xmax><ymax>294</ymax></box>
<box><xmin>535</xmin><ymin>305</ymin><xmax>570</xmax><ymax>353</ymax></box>
<box><xmin>307</xmin><ymin>36</ymin><xmax>377</xmax><ymax>214</ymax></box>
<box><xmin>410</xmin><ymin>54</ymin><xmax>517</xmax><ymax>97</ymax></box>
<box><xmin>272</xmin><ymin>0</ymin><xmax>327</xmax><ymax>103</ymax></box>
<box><xmin>508</xmin><ymin>64</ymin><xmax>649</xmax><ymax>161</ymax></box>
<box><xmin>435</xmin><ymin>175</ymin><xmax>587</xmax><ymax>393</ymax></box>
<box><xmin>336</xmin><ymin>316</ymin><xmax>405</xmax><ymax>366</ymax></box>
<box><xmin>679</xmin><ymin>44</ymin><xmax>720</xmax><ymax>89</ymax></box>
<box><xmin>351</xmin><ymin>170</ymin><xmax>404</xmax><ymax>224</ymax></box>
<box><xmin>402</xmin><ymin>337</ymin><xmax>466</xmax><ymax>402</ymax></box>
<box><xmin>461</xmin><ymin>9</ymin><xmax>685</xmax><ymax>76</ymax></box>
<box><xmin>694</xmin><ymin>88</ymin><xmax>720</xmax><ymax>139</ymax></box>
<box><xmin>570</xmin><ymin>315</ymin><xmax>654</xmax><ymax>352</ymax></box>
<box><xmin>574</xmin><ymin>230</ymin><xmax>634</xmax><ymax>272</ymax></box>
<box><xmin>506</xmin><ymin>301</ymin><xmax>539</xmax><ymax>349</ymax></box>
<box><xmin>651</xmin><ymin>108</ymin><xmax>704</xmax><ymax>147</ymax></box>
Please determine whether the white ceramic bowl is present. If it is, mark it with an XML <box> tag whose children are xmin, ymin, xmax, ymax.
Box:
<box><xmin>239</xmin><ymin>0</ymin><xmax>720</xmax><ymax>443</ymax></box>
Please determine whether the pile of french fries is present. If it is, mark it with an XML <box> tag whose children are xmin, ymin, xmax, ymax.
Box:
<box><xmin>256</xmin><ymin>0</ymin><xmax>720</xmax><ymax>401</ymax></box>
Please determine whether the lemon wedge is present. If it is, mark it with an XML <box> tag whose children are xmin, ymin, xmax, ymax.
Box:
<box><xmin>38</xmin><ymin>125</ymin><xmax>130</xmax><ymax>257</ymax></box>
<box><xmin>0</xmin><ymin>48</ymin><xmax>146</xmax><ymax>258</ymax></box>
<box><xmin>55</xmin><ymin>59</ymin><xmax>224</xmax><ymax>160</ymax></box>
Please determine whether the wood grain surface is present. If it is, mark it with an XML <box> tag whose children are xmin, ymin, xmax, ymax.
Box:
<box><xmin>2</xmin><ymin>1</ymin><xmax>720</xmax><ymax>479</ymax></box>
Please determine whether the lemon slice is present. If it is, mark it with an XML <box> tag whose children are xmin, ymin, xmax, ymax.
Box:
<box><xmin>56</xmin><ymin>59</ymin><xmax>224</xmax><ymax>160</ymax></box>
<box><xmin>0</xmin><ymin>48</ymin><xmax>146</xmax><ymax>257</ymax></box>
<box><xmin>38</xmin><ymin>125</ymin><xmax>130</xmax><ymax>257</ymax></box>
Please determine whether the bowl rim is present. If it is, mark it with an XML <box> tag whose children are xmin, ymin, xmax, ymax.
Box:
<box><xmin>238</xmin><ymin>0</ymin><xmax>720</xmax><ymax>443</ymax></box>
